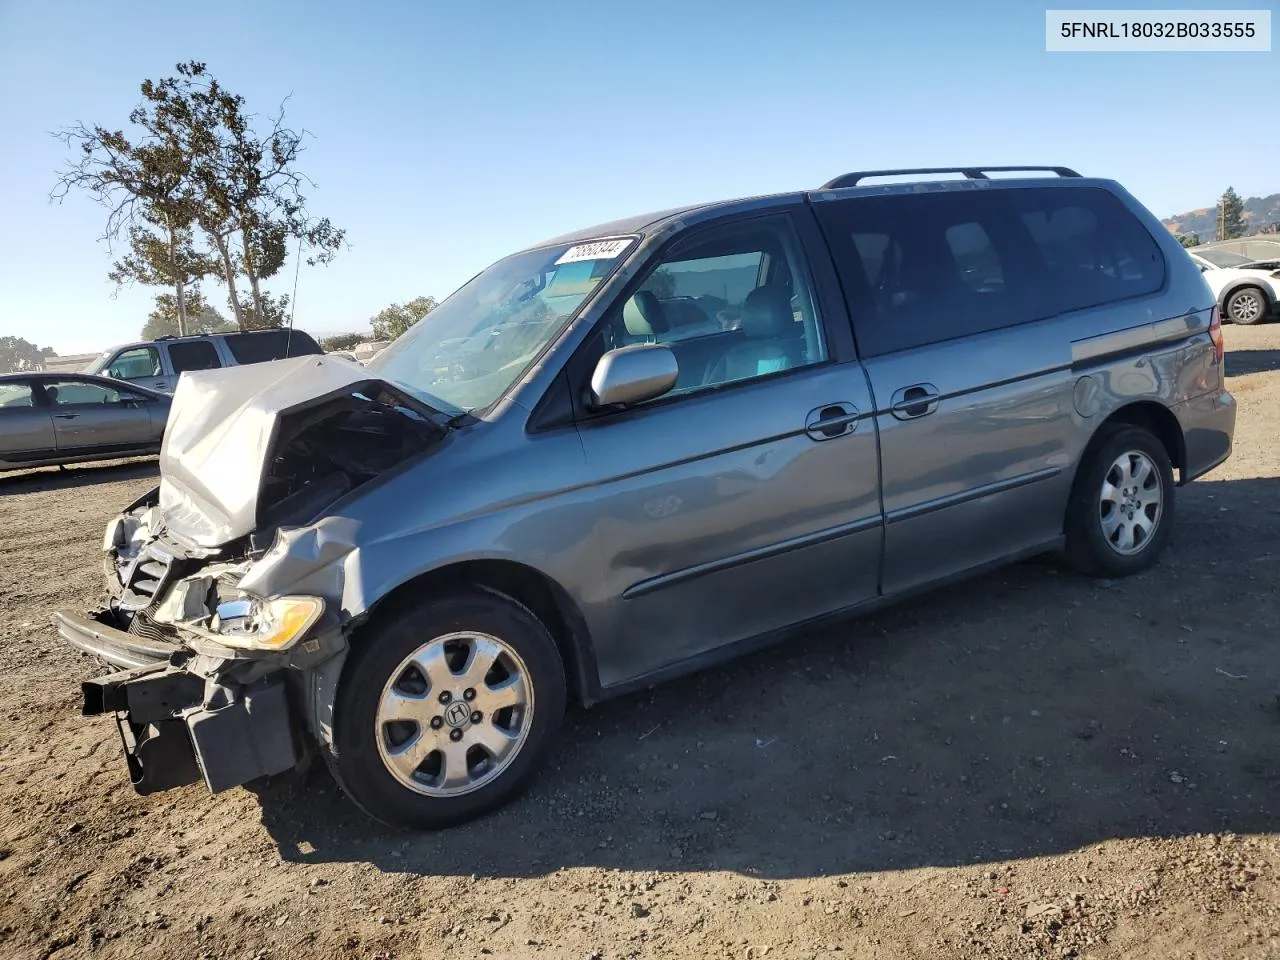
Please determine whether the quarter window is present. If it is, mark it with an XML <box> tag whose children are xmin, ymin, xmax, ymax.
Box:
<box><xmin>225</xmin><ymin>330</ymin><xmax>323</xmax><ymax>364</ymax></box>
<box><xmin>1015</xmin><ymin>192</ymin><xmax>1165</xmax><ymax>315</ymax></box>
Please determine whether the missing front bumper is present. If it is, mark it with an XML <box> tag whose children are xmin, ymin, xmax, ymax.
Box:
<box><xmin>80</xmin><ymin>660</ymin><xmax>301</xmax><ymax>796</ymax></box>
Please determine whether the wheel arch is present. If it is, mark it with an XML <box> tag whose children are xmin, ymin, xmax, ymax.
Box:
<box><xmin>1072</xmin><ymin>400</ymin><xmax>1187</xmax><ymax>501</ymax></box>
<box><xmin>1219</xmin><ymin>281</ymin><xmax>1273</xmax><ymax>317</ymax></box>
<box><xmin>355</xmin><ymin>559</ymin><xmax>601</xmax><ymax>707</ymax></box>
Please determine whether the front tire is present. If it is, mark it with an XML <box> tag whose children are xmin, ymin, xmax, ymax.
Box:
<box><xmin>1064</xmin><ymin>425</ymin><xmax>1175</xmax><ymax>578</ymax></box>
<box><xmin>1225</xmin><ymin>286</ymin><xmax>1269</xmax><ymax>325</ymax></box>
<box><xmin>328</xmin><ymin>589</ymin><xmax>566</xmax><ymax>829</ymax></box>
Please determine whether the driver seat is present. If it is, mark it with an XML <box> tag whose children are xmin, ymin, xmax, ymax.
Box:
<box><xmin>621</xmin><ymin>291</ymin><xmax>668</xmax><ymax>343</ymax></box>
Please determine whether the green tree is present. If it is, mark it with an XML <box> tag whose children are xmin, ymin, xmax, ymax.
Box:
<box><xmin>141</xmin><ymin>291</ymin><xmax>235</xmax><ymax>339</ymax></box>
<box><xmin>53</xmin><ymin>109</ymin><xmax>209</xmax><ymax>334</ymax></box>
<box><xmin>319</xmin><ymin>332</ymin><xmax>365</xmax><ymax>352</ymax></box>
<box><xmin>1219</xmin><ymin>187</ymin><xmax>1247</xmax><ymax>240</ymax></box>
<box><xmin>54</xmin><ymin>60</ymin><xmax>345</xmax><ymax>332</ymax></box>
<box><xmin>237</xmin><ymin>292</ymin><xmax>291</xmax><ymax>330</ymax></box>
<box><xmin>1175</xmin><ymin>232</ymin><xmax>1201</xmax><ymax>248</ymax></box>
<box><xmin>371</xmin><ymin>296</ymin><xmax>438</xmax><ymax>341</ymax></box>
<box><xmin>0</xmin><ymin>337</ymin><xmax>56</xmax><ymax>373</ymax></box>
<box><xmin>108</xmin><ymin>223</ymin><xmax>220</xmax><ymax>331</ymax></box>
<box><xmin>164</xmin><ymin>62</ymin><xmax>344</xmax><ymax>327</ymax></box>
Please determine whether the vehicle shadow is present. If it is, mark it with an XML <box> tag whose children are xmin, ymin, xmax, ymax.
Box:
<box><xmin>0</xmin><ymin>458</ymin><xmax>158</xmax><ymax>494</ymax></box>
<box><xmin>1224</xmin><ymin>348</ymin><xmax>1280</xmax><ymax>377</ymax></box>
<box><xmin>252</xmin><ymin>474</ymin><xmax>1279</xmax><ymax>880</ymax></box>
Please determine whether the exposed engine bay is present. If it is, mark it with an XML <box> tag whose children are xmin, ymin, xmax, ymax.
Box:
<box><xmin>99</xmin><ymin>382</ymin><xmax>442</xmax><ymax>644</ymax></box>
<box><xmin>62</xmin><ymin>364</ymin><xmax>447</xmax><ymax>797</ymax></box>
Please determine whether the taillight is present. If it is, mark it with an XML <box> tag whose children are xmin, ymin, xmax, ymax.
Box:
<box><xmin>1208</xmin><ymin>305</ymin><xmax>1224</xmax><ymax>364</ymax></box>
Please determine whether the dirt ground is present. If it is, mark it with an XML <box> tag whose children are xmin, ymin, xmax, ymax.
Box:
<box><xmin>0</xmin><ymin>326</ymin><xmax>1277</xmax><ymax>960</ymax></box>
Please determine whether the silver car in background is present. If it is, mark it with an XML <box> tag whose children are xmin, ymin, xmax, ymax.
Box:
<box><xmin>0</xmin><ymin>373</ymin><xmax>170</xmax><ymax>471</ymax></box>
<box><xmin>83</xmin><ymin>328</ymin><xmax>325</xmax><ymax>394</ymax></box>
<box><xmin>59</xmin><ymin>166</ymin><xmax>1235</xmax><ymax>830</ymax></box>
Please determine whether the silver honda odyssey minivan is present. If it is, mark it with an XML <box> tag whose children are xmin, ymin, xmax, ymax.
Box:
<box><xmin>59</xmin><ymin>166</ymin><xmax>1236</xmax><ymax>828</ymax></box>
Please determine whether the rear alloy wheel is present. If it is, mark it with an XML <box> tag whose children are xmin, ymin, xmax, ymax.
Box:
<box><xmin>1097</xmin><ymin>450</ymin><xmax>1163</xmax><ymax>556</ymax></box>
<box><xmin>1225</xmin><ymin>286</ymin><xmax>1268</xmax><ymax>325</ymax></box>
<box><xmin>329</xmin><ymin>590</ymin><xmax>566</xmax><ymax>829</ymax></box>
<box><xmin>1065</xmin><ymin>425</ymin><xmax>1175</xmax><ymax>578</ymax></box>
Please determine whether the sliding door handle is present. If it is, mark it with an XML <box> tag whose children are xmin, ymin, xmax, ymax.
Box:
<box><xmin>889</xmin><ymin>384</ymin><xmax>940</xmax><ymax>420</ymax></box>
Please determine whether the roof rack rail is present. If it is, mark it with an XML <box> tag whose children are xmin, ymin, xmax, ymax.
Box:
<box><xmin>820</xmin><ymin>166</ymin><xmax>1082</xmax><ymax>190</ymax></box>
<box><xmin>153</xmin><ymin>329</ymin><xmax>281</xmax><ymax>343</ymax></box>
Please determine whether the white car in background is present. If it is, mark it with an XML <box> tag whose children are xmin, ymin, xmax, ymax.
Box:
<box><xmin>1188</xmin><ymin>252</ymin><xmax>1280</xmax><ymax>325</ymax></box>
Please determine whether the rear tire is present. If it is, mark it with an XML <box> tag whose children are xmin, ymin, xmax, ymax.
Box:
<box><xmin>1224</xmin><ymin>286</ymin><xmax>1269</xmax><ymax>325</ymax></box>
<box><xmin>327</xmin><ymin>589</ymin><xmax>566</xmax><ymax>830</ymax></box>
<box><xmin>1064</xmin><ymin>425</ymin><xmax>1175</xmax><ymax>578</ymax></box>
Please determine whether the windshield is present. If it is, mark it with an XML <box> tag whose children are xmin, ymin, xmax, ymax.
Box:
<box><xmin>83</xmin><ymin>351</ymin><xmax>112</xmax><ymax>375</ymax></box>
<box><xmin>366</xmin><ymin>237</ymin><xmax>635</xmax><ymax>412</ymax></box>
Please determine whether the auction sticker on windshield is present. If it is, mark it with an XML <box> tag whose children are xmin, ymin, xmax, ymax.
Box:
<box><xmin>554</xmin><ymin>238</ymin><xmax>633</xmax><ymax>265</ymax></box>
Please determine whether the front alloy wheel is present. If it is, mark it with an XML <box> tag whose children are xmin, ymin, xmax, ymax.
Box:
<box><xmin>329</xmin><ymin>590</ymin><xmax>566</xmax><ymax>829</ymax></box>
<box><xmin>375</xmin><ymin>632</ymin><xmax>534</xmax><ymax>797</ymax></box>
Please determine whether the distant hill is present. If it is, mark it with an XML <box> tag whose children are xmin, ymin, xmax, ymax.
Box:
<box><xmin>1162</xmin><ymin>192</ymin><xmax>1280</xmax><ymax>241</ymax></box>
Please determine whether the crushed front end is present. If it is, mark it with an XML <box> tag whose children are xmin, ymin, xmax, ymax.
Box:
<box><xmin>57</xmin><ymin>356</ymin><xmax>446</xmax><ymax>798</ymax></box>
<box><xmin>57</xmin><ymin>486</ymin><xmax>344</xmax><ymax>795</ymax></box>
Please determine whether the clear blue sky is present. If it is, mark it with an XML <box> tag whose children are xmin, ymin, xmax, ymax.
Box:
<box><xmin>0</xmin><ymin>0</ymin><xmax>1276</xmax><ymax>354</ymax></box>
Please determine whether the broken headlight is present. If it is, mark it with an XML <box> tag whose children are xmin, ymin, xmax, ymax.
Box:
<box><xmin>208</xmin><ymin>595</ymin><xmax>324</xmax><ymax>652</ymax></box>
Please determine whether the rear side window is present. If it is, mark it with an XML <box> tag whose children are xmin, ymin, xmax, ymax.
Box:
<box><xmin>167</xmin><ymin>340</ymin><xmax>221</xmax><ymax>373</ymax></box>
<box><xmin>224</xmin><ymin>330</ymin><xmax>323</xmax><ymax>364</ymax></box>
<box><xmin>815</xmin><ymin>186</ymin><xmax>1166</xmax><ymax>356</ymax></box>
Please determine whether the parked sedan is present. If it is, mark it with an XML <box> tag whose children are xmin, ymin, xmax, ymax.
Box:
<box><xmin>0</xmin><ymin>373</ymin><xmax>170</xmax><ymax>471</ymax></box>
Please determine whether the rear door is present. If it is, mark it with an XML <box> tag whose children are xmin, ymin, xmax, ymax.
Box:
<box><xmin>813</xmin><ymin>187</ymin><xmax>1074</xmax><ymax>595</ymax></box>
<box><xmin>565</xmin><ymin>209</ymin><xmax>884</xmax><ymax>687</ymax></box>
<box><xmin>812</xmin><ymin>184</ymin><xmax>1169</xmax><ymax>595</ymax></box>
<box><xmin>39</xmin><ymin>377</ymin><xmax>154</xmax><ymax>451</ymax></box>
<box><xmin>0</xmin><ymin>380</ymin><xmax>55</xmax><ymax>464</ymax></box>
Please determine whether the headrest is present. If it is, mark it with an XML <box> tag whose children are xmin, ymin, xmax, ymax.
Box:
<box><xmin>623</xmin><ymin>290</ymin><xmax>667</xmax><ymax>337</ymax></box>
<box><xmin>739</xmin><ymin>286</ymin><xmax>795</xmax><ymax>338</ymax></box>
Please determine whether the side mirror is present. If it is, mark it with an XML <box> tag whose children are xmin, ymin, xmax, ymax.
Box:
<box><xmin>590</xmin><ymin>344</ymin><xmax>678</xmax><ymax>409</ymax></box>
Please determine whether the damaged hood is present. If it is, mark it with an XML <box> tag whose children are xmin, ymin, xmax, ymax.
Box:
<box><xmin>158</xmin><ymin>356</ymin><xmax>384</xmax><ymax>549</ymax></box>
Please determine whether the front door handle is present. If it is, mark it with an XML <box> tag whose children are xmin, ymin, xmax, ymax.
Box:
<box><xmin>890</xmin><ymin>383</ymin><xmax>940</xmax><ymax>420</ymax></box>
<box><xmin>805</xmin><ymin>403</ymin><xmax>860</xmax><ymax>441</ymax></box>
<box><xmin>53</xmin><ymin>413</ymin><xmax>79</xmax><ymax>420</ymax></box>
